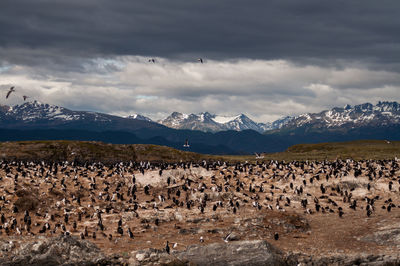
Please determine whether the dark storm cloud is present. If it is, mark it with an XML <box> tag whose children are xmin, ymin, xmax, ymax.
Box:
<box><xmin>1</xmin><ymin>0</ymin><xmax>400</xmax><ymax>67</ymax></box>
<box><xmin>1</xmin><ymin>1</ymin><xmax>400</xmax><ymax>122</ymax></box>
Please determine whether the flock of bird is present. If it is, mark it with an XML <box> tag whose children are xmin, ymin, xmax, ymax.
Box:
<box><xmin>4</xmin><ymin>86</ymin><xmax>29</xmax><ymax>102</ymax></box>
<box><xmin>0</xmin><ymin>158</ymin><xmax>399</xmax><ymax>252</ymax></box>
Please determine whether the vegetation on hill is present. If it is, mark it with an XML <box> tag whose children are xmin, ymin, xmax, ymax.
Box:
<box><xmin>0</xmin><ymin>140</ymin><xmax>399</xmax><ymax>163</ymax></box>
<box><xmin>0</xmin><ymin>140</ymin><xmax>212</xmax><ymax>164</ymax></box>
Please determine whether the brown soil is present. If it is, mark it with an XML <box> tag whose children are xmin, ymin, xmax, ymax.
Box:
<box><xmin>0</xmin><ymin>159</ymin><xmax>399</xmax><ymax>259</ymax></box>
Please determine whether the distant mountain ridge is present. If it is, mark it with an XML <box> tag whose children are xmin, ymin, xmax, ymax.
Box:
<box><xmin>0</xmin><ymin>101</ymin><xmax>164</xmax><ymax>131</ymax></box>
<box><xmin>157</xmin><ymin>112</ymin><xmax>290</xmax><ymax>133</ymax></box>
<box><xmin>126</xmin><ymin>114</ymin><xmax>153</xmax><ymax>122</ymax></box>
<box><xmin>277</xmin><ymin>101</ymin><xmax>400</xmax><ymax>132</ymax></box>
<box><xmin>158</xmin><ymin>102</ymin><xmax>400</xmax><ymax>133</ymax></box>
<box><xmin>1</xmin><ymin>101</ymin><xmax>399</xmax><ymax>134</ymax></box>
<box><xmin>0</xmin><ymin>100</ymin><xmax>400</xmax><ymax>155</ymax></box>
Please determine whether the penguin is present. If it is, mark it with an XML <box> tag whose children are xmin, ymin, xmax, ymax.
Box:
<box><xmin>128</xmin><ymin>228</ymin><xmax>134</xmax><ymax>239</ymax></box>
<box><xmin>165</xmin><ymin>241</ymin><xmax>170</xmax><ymax>254</ymax></box>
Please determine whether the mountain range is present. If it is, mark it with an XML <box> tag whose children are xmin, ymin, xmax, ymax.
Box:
<box><xmin>157</xmin><ymin>112</ymin><xmax>279</xmax><ymax>133</ymax></box>
<box><xmin>0</xmin><ymin>100</ymin><xmax>399</xmax><ymax>155</ymax></box>
<box><xmin>278</xmin><ymin>102</ymin><xmax>400</xmax><ymax>132</ymax></box>
<box><xmin>157</xmin><ymin>102</ymin><xmax>400</xmax><ymax>133</ymax></box>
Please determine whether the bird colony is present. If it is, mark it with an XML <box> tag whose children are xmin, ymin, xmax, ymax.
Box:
<box><xmin>0</xmin><ymin>158</ymin><xmax>399</xmax><ymax>256</ymax></box>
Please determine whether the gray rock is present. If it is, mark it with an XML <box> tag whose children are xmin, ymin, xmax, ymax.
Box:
<box><xmin>0</xmin><ymin>240</ymin><xmax>15</xmax><ymax>253</ymax></box>
<box><xmin>362</xmin><ymin>227</ymin><xmax>400</xmax><ymax>246</ymax></box>
<box><xmin>129</xmin><ymin>248</ymin><xmax>185</xmax><ymax>266</ymax></box>
<box><xmin>174</xmin><ymin>240</ymin><xmax>286</xmax><ymax>266</ymax></box>
<box><xmin>0</xmin><ymin>235</ymin><xmax>112</xmax><ymax>266</ymax></box>
<box><xmin>223</xmin><ymin>232</ymin><xmax>240</xmax><ymax>242</ymax></box>
<box><xmin>286</xmin><ymin>253</ymin><xmax>400</xmax><ymax>266</ymax></box>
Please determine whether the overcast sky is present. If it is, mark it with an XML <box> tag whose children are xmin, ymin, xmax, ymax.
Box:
<box><xmin>1</xmin><ymin>0</ymin><xmax>400</xmax><ymax>122</ymax></box>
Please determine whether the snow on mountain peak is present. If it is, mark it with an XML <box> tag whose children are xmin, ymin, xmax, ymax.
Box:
<box><xmin>126</xmin><ymin>114</ymin><xmax>152</xmax><ymax>122</ymax></box>
<box><xmin>280</xmin><ymin>101</ymin><xmax>400</xmax><ymax>130</ymax></box>
<box><xmin>158</xmin><ymin>112</ymin><xmax>284</xmax><ymax>133</ymax></box>
<box><xmin>212</xmin><ymin>115</ymin><xmax>241</xmax><ymax>124</ymax></box>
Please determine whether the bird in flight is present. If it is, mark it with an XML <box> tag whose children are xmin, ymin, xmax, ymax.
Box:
<box><xmin>197</xmin><ymin>58</ymin><xmax>203</xmax><ymax>63</ymax></box>
<box><xmin>23</xmin><ymin>95</ymin><xmax>30</xmax><ymax>101</ymax></box>
<box><xmin>255</xmin><ymin>153</ymin><xmax>264</xmax><ymax>159</ymax></box>
<box><xmin>6</xmin><ymin>86</ymin><xmax>15</xmax><ymax>99</ymax></box>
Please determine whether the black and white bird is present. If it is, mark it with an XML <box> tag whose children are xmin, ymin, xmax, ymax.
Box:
<box><xmin>165</xmin><ymin>241</ymin><xmax>170</xmax><ymax>254</ymax></box>
<box><xmin>255</xmin><ymin>153</ymin><xmax>264</xmax><ymax>159</ymax></box>
<box><xmin>183</xmin><ymin>139</ymin><xmax>190</xmax><ymax>148</ymax></box>
<box><xmin>197</xmin><ymin>58</ymin><xmax>203</xmax><ymax>63</ymax></box>
<box><xmin>6</xmin><ymin>86</ymin><xmax>15</xmax><ymax>99</ymax></box>
<box><xmin>128</xmin><ymin>228</ymin><xmax>134</xmax><ymax>238</ymax></box>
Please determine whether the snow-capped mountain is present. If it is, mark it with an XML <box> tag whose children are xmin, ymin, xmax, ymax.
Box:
<box><xmin>158</xmin><ymin>101</ymin><xmax>400</xmax><ymax>133</ymax></box>
<box><xmin>270</xmin><ymin>116</ymin><xmax>294</xmax><ymax>129</ymax></box>
<box><xmin>5</xmin><ymin>101</ymin><xmax>114</xmax><ymax>122</ymax></box>
<box><xmin>0</xmin><ymin>101</ymin><xmax>163</xmax><ymax>131</ymax></box>
<box><xmin>126</xmin><ymin>114</ymin><xmax>153</xmax><ymax>122</ymax></box>
<box><xmin>1</xmin><ymin>100</ymin><xmax>399</xmax><ymax>135</ymax></box>
<box><xmin>158</xmin><ymin>112</ymin><xmax>224</xmax><ymax>132</ymax></box>
<box><xmin>158</xmin><ymin>112</ymin><xmax>281</xmax><ymax>133</ymax></box>
<box><xmin>279</xmin><ymin>101</ymin><xmax>400</xmax><ymax>131</ymax></box>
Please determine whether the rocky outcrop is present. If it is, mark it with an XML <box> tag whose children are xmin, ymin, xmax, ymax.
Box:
<box><xmin>361</xmin><ymin>226</ymin><xmax>400</xmax><ymax>246</ymax></box>
<box><xmin>129</xmin><ymin>248</ymin><xmax>186</xmax><ymax>266</ymax></box>
<box><xmin>0</xmin><ymin>235</ymin><xmax>115</xmax><ymax>266</ymax></box>
<box><xmin>174</xmin><ymin>240</ymin><xmax>286</xmax><ymax>266</ymax></box>
<box><xmin>1</xmin><ymin>236</ymin><xmax>399</xmax><ymax>266</ymax></box>
<box><xmin>287</xmin><ymin>253</ymin><xmax>400</xmax><ymax>266</ymax></box>
<box><xmin>129</xmin><ymin>240</ymin><xmax>285</xmax><ymax>265</ymax></box>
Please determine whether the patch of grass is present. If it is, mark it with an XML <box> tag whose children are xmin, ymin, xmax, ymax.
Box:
<box><xmin>224</xmin><ymin>140</ymin><xmax>400</xmax><ymax>162</ymax></box>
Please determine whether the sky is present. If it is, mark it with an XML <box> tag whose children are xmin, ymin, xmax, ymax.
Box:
<box><xmin>1</xmin><ymin>0</ymin><xmax>400</xmax><ymax>122</ymax></box>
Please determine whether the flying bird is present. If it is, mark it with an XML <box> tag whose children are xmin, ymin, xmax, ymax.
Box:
<box><xmin>23</xmin><ymin>95</ymin><xmax>30</xmax><ymax>101</ymax></box>
<box><xmin>6</xmin><ymin>86</ymin><xmax>15</xmax><ymax>99</ymax></box>
<box><xmin>255</xmin><ymin>153</ymin><xmax>264</xmax><ymax>159</ymax></box>
<box><xmin>197</xmin><ymin>58</ymin><xmax>203</xmax><ymax>63</ymax></box>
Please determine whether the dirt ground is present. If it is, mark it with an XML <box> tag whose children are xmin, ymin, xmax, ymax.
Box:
<box><xmin>0</xmin><ymin>159</ymin><xmax>399</xmax><ymax>259</ymax></box>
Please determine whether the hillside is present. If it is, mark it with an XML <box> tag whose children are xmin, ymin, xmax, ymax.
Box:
<box><xmin>1</xmin><ymin>140</ymin><xmax>399</xmax><ymax>163</ymax></box>
<box><xmin>214</xmin><ymin>140</ymin><xmax>400</xmax><ymax>162</ymax></box>
<box><xmin>0</xmin><ymin>141</ymin><xmax>216</xmax><ymax>163</ymax></box>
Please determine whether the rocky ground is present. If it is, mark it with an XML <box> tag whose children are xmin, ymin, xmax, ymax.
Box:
<box><xmin>0</xmin><ymin>159</ymin><xmax>400</xmax><ymax>265</ymax></box>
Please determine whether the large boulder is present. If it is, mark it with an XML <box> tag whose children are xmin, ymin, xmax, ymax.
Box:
<box><xmin>174</xmin><ymin>240</ymin><xmax>286</xmax><ymax>266</ymax></box>
<box><xmin>287</xmin><ymin>253</ymin><xmax>400</xmax><ymax>266</ymax></box>
<box><xmin>0</xmin><ymin>235</ymin><xmax>112</xmax><ymax>266</ymax></box>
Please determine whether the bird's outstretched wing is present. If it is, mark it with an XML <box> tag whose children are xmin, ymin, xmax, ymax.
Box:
<box><xmin>6</xmin><ymin>87</ymin><xmax>14</xmax><ymax>99</ymax></box>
